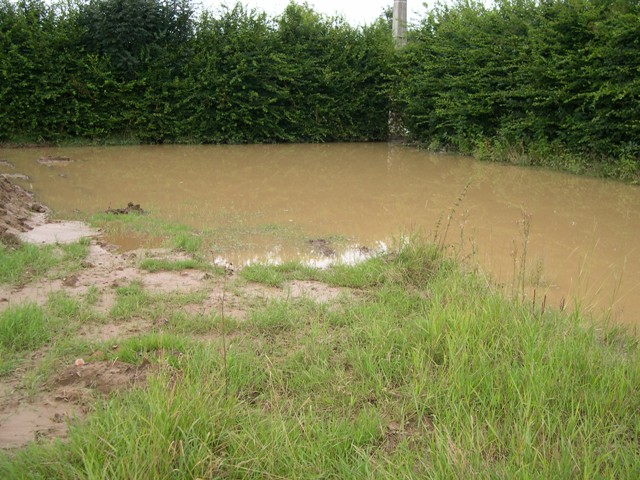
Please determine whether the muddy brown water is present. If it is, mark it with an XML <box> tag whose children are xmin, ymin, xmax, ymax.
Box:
<box><xmin>1</xmin><ymin>143</ymin><xmax>639</xmax><ymax>326</ymax></box>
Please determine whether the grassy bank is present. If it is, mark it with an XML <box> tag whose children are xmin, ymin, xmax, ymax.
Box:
<box><xmin>1</xmin><ymin>236</ymin><xmax>639</xmax><ymax>478</ymax></box>
<box><xmin>472</xmin><ymin>139</ymin><xmax>640</xmax><ymax>183</ymax></box>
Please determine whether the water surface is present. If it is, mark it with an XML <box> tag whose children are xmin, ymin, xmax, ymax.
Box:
<box><xmin>2</xmin><ymin>143</ymin><xmax>639</xmax><ymax>325</ymax></box>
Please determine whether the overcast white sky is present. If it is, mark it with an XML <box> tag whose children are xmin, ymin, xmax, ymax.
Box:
<box><xmin>199</xmin><ymin>1</ymin><xmax>424</xmax><ymax>26</ymax></box>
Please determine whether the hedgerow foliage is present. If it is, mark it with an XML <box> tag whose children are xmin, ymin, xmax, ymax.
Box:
<box><xmin>0</xmin><ymin>0</ymin><xmax>638</xmax><ymax>178</ymax></box>
<box><xmin>0</xmin><ymin>0</ymin><xmax>394</xmax><ymax>143</ymax></box>
<box><xmin>397</xmin><ymin>0</ymin><xmax>639</xmax><ymax>178</ymax></box>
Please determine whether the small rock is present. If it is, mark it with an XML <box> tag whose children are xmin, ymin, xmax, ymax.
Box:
<box><xmin>74</xmin><ymin>358</ymin><xmax>85</xmax><ymax>367</ymax></box>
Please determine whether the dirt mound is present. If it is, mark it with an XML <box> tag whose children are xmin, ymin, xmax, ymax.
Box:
<box><xmin>52</xmin><ymin>360</ymin><xmax>148</xmax><ymax>396</ymax></box>
<box><xmin>0</xmin><ymin>176</ymin><xmax>48</xmax><ymax>242</ymax></box>
<box><xmin>106</xmin><ymin>202</ymin><xmax>144</xmax><ymax>215</ymax></box>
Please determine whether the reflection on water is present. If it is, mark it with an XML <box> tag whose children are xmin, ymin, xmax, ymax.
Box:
<box><xmin>1</xmin><ymin>143</ymin><xmax>639</xmax><ymax>325</ymax></box>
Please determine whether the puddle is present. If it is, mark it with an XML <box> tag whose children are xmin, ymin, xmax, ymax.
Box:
<box><xmin>1</xmin><ymin>143</ymin><xmax>639</xmax><ymax>324</ymax></box>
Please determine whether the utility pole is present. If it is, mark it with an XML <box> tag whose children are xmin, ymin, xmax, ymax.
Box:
<box><xmin>392</xmin><ymin>0</ymin><xmax>407</xmax><ymax>48</ymax></box>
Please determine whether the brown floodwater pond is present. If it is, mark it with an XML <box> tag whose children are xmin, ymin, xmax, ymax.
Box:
<box><xmin>1</xmin><ymin>143</ymin><xmax>639</xmax><ymax>326</ymax></box>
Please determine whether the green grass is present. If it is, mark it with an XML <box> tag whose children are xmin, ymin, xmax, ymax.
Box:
<box><xmin>1</xmin><ymin>239</ymin><xmax>639</xmax><ymax>478</ymax></box>
<box><xmin>0</xmin><ymin>304</ymin><xmax>52</xmax><ymax>352</ymax></box>
<box><xmin>0</xmin><ymin>292</ymin><xmax>102</xmax><ymax>381</ymax></box>
<box><xmin>0</xmin><ymin>240</ymin><xmax>89</xmax><ymax>285</ymax></box>
<box><xmin>240</xmin><ymin>261</ymin><xmax>320</xmax><ymax>287</ymax></box>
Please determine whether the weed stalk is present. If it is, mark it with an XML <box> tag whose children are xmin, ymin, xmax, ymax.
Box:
<box><xmin>221</xmin><ymin>277</ymin><xmax>229</xmax><ymax>397</ymax></box>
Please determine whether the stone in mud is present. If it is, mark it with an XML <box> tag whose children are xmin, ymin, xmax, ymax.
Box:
<box><xmin>1</xmin><ymin>173</ymin><xmax>30</xmax><ymax>181</ymax></box>
<box><xmin>37</xmin><ymin>155</ymin><xmax>74</xmax><ymax>166</ymax></box>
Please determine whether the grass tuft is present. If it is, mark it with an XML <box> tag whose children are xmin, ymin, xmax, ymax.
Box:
<box><xmin>0</xmin><ymin>304</ymin><xmax>53</xmax><ymax>354</ymax></box>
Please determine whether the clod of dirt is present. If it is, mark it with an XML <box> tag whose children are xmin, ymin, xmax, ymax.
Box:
<box><xmin>62</xmin><ymin>275</ymin><xmax>79</xmax><ymax>287</ymax></box>
<box><xmin>37</xmin><ymin>155</ymin><xmax>74</xmax><ymax>166</ymax></box>
<box><xmin>308</xmin><ymin>238</ymin><xmax>336</xmax><ymax>257</ymax></box>
<box><xmin>105</xmin><ymin>202</ymin><xmax>145</xmax><ymax>215</ymax></box>
<box><xmin>0</xmin><ymin>159</ymin><xmax>15</xmax><ymax>168</ymax></box>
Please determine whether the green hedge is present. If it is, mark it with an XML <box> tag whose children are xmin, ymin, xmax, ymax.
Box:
<box><xmin>397</xmin><ymin>0</ymin><xmax>639</xmax><ymax>178</ymax></box>
<box><xmin>0</xmin><ymin>0</ymin><xmax>393</xmax><ymax>143</ymax></box>
<box><xmin>1</xmin><ymin>0</ymin><xmax>638</xmax><ymax>179</ymax></box>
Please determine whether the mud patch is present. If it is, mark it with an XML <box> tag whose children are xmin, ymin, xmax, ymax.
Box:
<box><xmin>142</xmin><ymin>270</ymin><xmax>208</xmax><ymax>293</ymax></box>
<box><xmin>0</xmin><ymin>360</ymin><xmax>148</xmax><ymax>449</ymax></box>
<box><xmin>286</xmin><ymin>280</ymin><xmax>345</xmax><ymax>303</ymax></box>
<box><xmin>18</xmin><ymin>221</ymin><xmax>99</xmax><ymax>245</ymax></box>
<box><xmin>0</xmin><ymin>400</ymin><xmax>75</xmax><ymax>449</ymax></box>
<box><xmin>0</xmin><ymin>279</ymin><xmax>65</xmax><ymax>312</ymax></box>
<box><xmin>82</xmin><ymin>319</ymin><xmax>154</xmax><ymax>342</ymax></box>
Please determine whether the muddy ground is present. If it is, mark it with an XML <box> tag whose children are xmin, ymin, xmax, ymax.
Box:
<box><xmin>0</xmin><ymin>178</ymin><xmax>348</xmax><ymax>450</ymax></box>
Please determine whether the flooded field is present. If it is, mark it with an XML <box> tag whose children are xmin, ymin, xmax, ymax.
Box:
<box><xmin>1</xmin><ymin>143</ymin><xmax>639</xmax><ymax>325</ymax></box>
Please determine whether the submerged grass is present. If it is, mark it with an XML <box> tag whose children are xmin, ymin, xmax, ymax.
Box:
<box><xmin>1</xmin><ymin>238</ymin><xmax>639</xmax><ymax>478</ymax></box>
<box><xmin>89</xmin><ymin>210</ymin><xmax>306</xmax><ymax>258</ymax></box>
